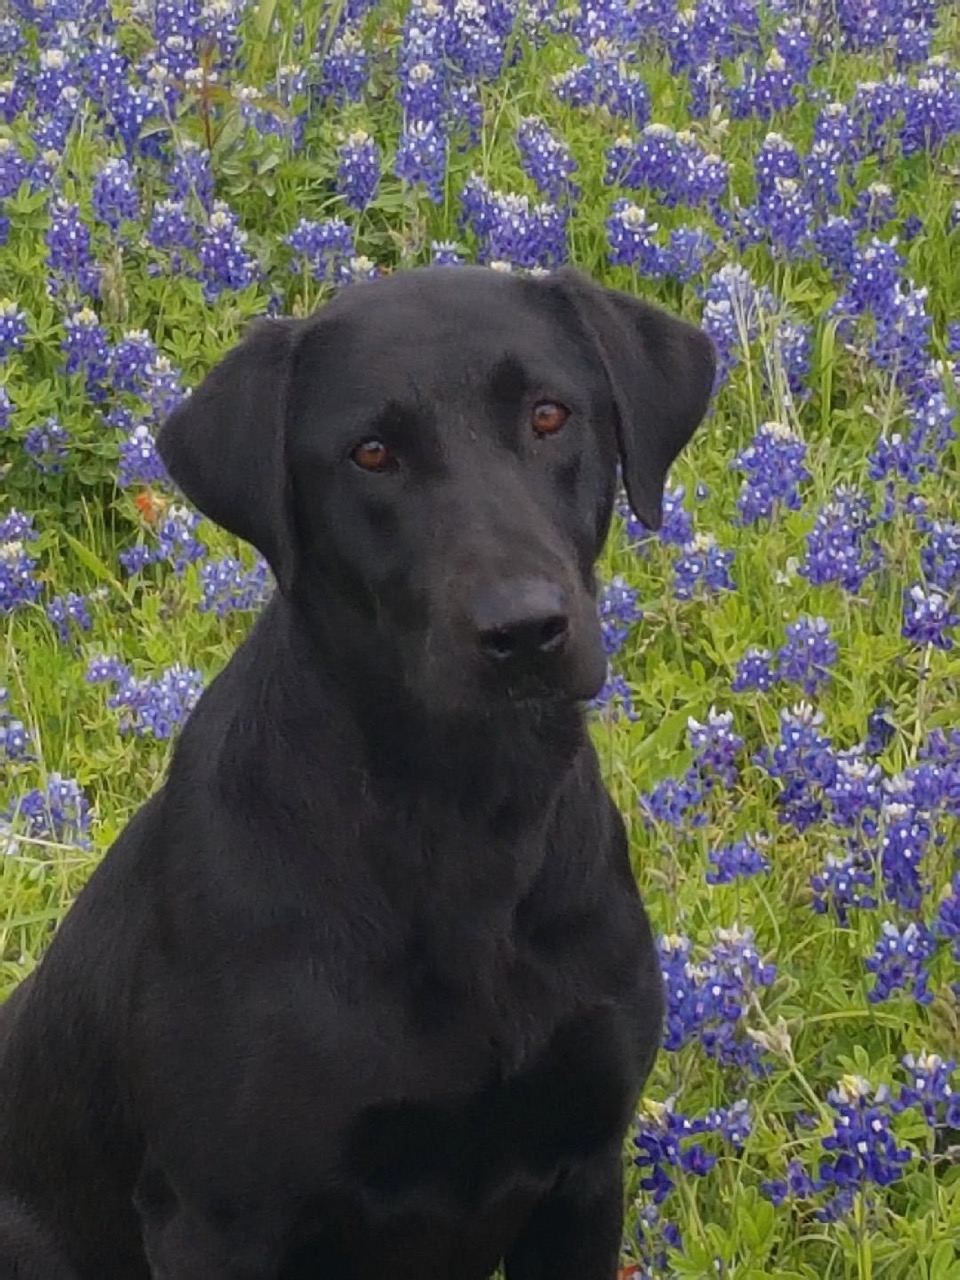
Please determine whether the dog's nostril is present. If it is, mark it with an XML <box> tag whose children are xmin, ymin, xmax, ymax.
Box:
<box><xmin>481</xmin><ymin>628</ymin><xmax>517</xmax><ymax>659</ymax></box>
<box><xmin>477</xmin><ymin>612</ymin><xmax>570</xmax><ymax>663</ymax></box>
<box><xmin>537</xmin><ymin>614</ymin><xmax>569</xmax><ymax>653</ymax></box>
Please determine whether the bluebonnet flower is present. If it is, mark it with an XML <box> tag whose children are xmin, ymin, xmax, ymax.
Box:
<box><xmin>753</xmin><ymin>132</ymin><xmax>802</xmax><ymax>198</ymax></box>
<box><xmin>119</xmin><ymin>544</ymin><xmax>155</xmax><ymax>575</ymax></box>
<box><xmin>664</xmin><ymin>225</ymin><xmax>715</xmax><ymax>282</ymax></box>
<box><xmin>336</xmin><ymin>130</ymin><xmax>381</xmax><ymax>212</ymax></box>
<box><xmin>875</xmin><ymin>390</ymin><xmax>957</xmax><ymax>488</ymax></box>
<box><xmin>199</xmin><ymin>556</ymin><xmax>271</xmax><ymax>616</ymax></box>
<box><xmin>895</xmin><ymin>19</ymin><xmax>934</xmax><ymax>68</ymax></box>
<box><xmin>870</xmin><ymin>284</ymin><xmax>933</xmax><ymax>400</ymax></box>
<box><xmin>199</xmin><ymin>204</ymin><xmax>259</xmax><ymax>301</ymax></box>
<box><xmin>687</xmin><ymin>707</ymin><xmax>743</xmax><ymax>789</ymax></box>
<box><xmin>85</xmin><ymin>654</ymin><xmax>129</xmax><ymax>685</ymax></box>
<box><xmin>729</xmin><ymin>51</ymin><xmax>797</xmax><ymax>120</ymax></box>
<box><xmin>446</xmin><ymin>0</ymin><xmax>510</xmax><ymax>81</ymax></box>
<box><xmin>589</xmin><ymin>670</ymin><xmax>639</xmax><ymax>722</ymax></box>
<box><xmin>46</xmin><ymin>198</ymin><xmax>100</xmax><ymax>300</ymax></box>
<box><xmin>776</xmin><ymin>616</ymin><xmax>838</xmax><ymax>696</ymax></box>
<box><xmin>285</xmin><ymin>217</ymin><xmax>355</xmax><ymax>283</ymax></box>
<box><xmin>607</xmin><ymin>125</ymin><xmax>679</xmax><ymax>200</ymax></box>
<box><xmin>866</xmin><ymin>707</ymin><xmax>896</xmax><ymax>756</ymax></box>
<box><xmin>142</xmin><ymin>354</ymin><xmax>184</xmax><ymax>419</ymax></box>
<box><xmin>803</xmin><ymin>139</ymin><xmax>844</xmax><ymax>212</ymax></box>
<box><xmin>0</xmin><ymin>298</ymin><xmax>27</xmax><ymax>359</ymax></box>
<box><xmin>461</xmin><ymin>179</ymin><xmax>568</xmax><ymax>269</ymax></box>
<box><xmin>619</xmin><ymin>485</ymin><xmax>694</xmax><ymax>549</ymax></box>
<box><xmin>901</xmin><ymin>64</ymin><xmax>960</xmax><ymax>157</ymax></box>
<box><xmin>761</xmin><ymin>1158</ymin><xmax>817</xmax><ymax>1206</ymax></box>
<box><xmin>23</xmin><ymin>418</ymin><xmax>69</xmax><ymax>474</ymax></box>
<box><xmin>811</xmin><ymin>849</ymin><xmax>877</xmax><ymax>924</ymax></box>
<box><xmin>843</xmin><ymin>237</ymin><xmax>904</xmax><ymax>316</ymax></box>
<box><xmin>700</xmin><ymin>263</ymin><xmax>767</xmax><ymax>389</ymax></box>
<box><xmin>633</xmin><ymin>1095</ymin><xmax>751</xmax><ymax>1205</ymax></box>
<box><xmin>801</xmin><ymin>486</ymin><xmax>882</xmax><ymax>593</ymax></box>
<box><xmin>731</xmin><ymin>421</ymin><xmax>809</xmax><ymax>524</ymax></box>
<box><xmin>447</xmin><ymin>82</ymin><xmax>482</xmax><ymax>147</ymax></box>
<box><xmin>146</xmin><ymin>199</ymin><xmax>197</xmax><ymax>259</ymax></box>
<box><xmin>934</xmin><ymin>873</ymin><xmax>960</xmax><ymax>960</ymax></box>
<box><xmin>772</xmin><ymin>316</ymin><xmax>813</xmax><ymax>401</ymax></box>
<box><xmin>606</xmin><ymin>200</ymin><xmax>666</xmax><ymax>276</ymax></box>
<box><xmin>894</xmin><ymin>1052</ymin><xmax>960</xmax><ymax>1130</ymax></box>
<box><xmin>397</xmin><ymin>56</ymin><xmax>446</xmax><ymax>123</ymax></box>
<box><xmin>598</xmin><ymin>577</ymin><xmax>643</xmax><ymax>656</ymax></box>
<box><xmin>61</xmin><ymin>307</ymin><xmax>109</xmax><ymax>395</ymax></box>
<box><xmin>865</xmin><ymin>921</ymin><xmax>935</xmax><ymax>1004</ymax></box>
<box><xmin>168</xmin><ymin>141</ymin><xmax>214</xmax><ymax>213</ymax></box>
<box><xmin>755</xmin><ymin>702</ymin><xmax>837</xmax><ymax>831</ymax></box>
<box><xmin>395</xmin><ymin>119</ymin><xmax>446</xmax><ymax>204</ymax></box>
<box><xmin>878</xmin><ymin>798</ymin><xmax>931</xmax><ymax>910</ymax></box>
<box><xmin>109</xmin><ymin>330</ymin><xmax>158</xmax><ymax>397</ymax></box>
<box><xmin>732</xmin><ymin>647</ymin><xmax>775</xmax><ymax>693</ymax></box>
<box><xmin>814</xmin><ymin>215</ymin><xmax>858</xmax><ymax>278</ymax></box>
<box><xmin>154</xmin><ymin>504</ymin><xmax>206</xmax><ymax>572</ymax></box>
<box><xmin>118</xmin><ymin>424</ymin><xmax>169</xmax><ymax>488</ymax></box>
<box><xmin>920</xmin><ymin>520</ymin><xmax>960</xmax><ymax>592</ymax></box>
<box><xmin>6</xmin><ymin>773</ymin><xmax>92</xmax><ymax>849</ymax></box>
<box><xmin>91</xmin><ymin>156</ymin><xmax>140</xmax><ymax>229</ymax></box>
<box><xmin>688</xmin><ymin>60</ymin><xmax>725</xmax><ymax>119</ymax></box>
<box><xmin>627</xmin><ymin>1201</ymin><xmax>682</xmax><ymax>1277</ymax></box>
<box><xmin>855</xmin><ymin>181</ymin><xmax>897</xmax><ymax>232</ymax></box>
<box><xmin>706</xmin><ymin>837</ymin><xmax>770</xmax><ymax>884</ymax></box>
<box><xmin>658</xmin><ymin>927</ymin><xmax>776</xmax><ymax>1072</ymax></box>
<box><xmin>775</xmin><ymin>17</ymin><xmax>812</xmax><ymax>80</ymax></box>
<box><xmin>430</xmin><ymin>240</ymin><xmax>466</xmax><ymax>267</ymax></box>
<box><xmin>672</xmin><ymin>534</ymin><xmax>735</xmax><ymax>600</ymax></box>
<box><xmin>315</xmin><ymin>27</ymin><xmax>368</xmax><ymax>104</ymax></box>
<box><xmin>902</xmin><ymin>584</ymin><xmax>957</xmax><ymax>650</ymax></box>
<box><xmin>45</xmin><ymin>592</ymin><xmax>93</xmax><ymax>643</ymax></box>
<box><xmin>852</xmin><ymin>78</ymin><xmax>905</xmax><ymax>157</ymax></box>
<box><xmin>0</xmin><ymin>689</ymin><xmax>34</xmax><ymax>762</ymax></box>
<box><xmin>552</xmin><ymin>42</ymin><xmax>650</xmax><ymax>125</ymax></box>
<box><xmin>639</xmin><ymin>771</ymin><xmax>706</xmax><ymax>830</ymax></box>
<box><xmin>106</xmin><ymin>664</ymin><xmax>205</xmax><ymax>740</ymax></box>
<box><xmin>35</xmin><ymin>45</ymin><xmax>75</xmax><ymax>115</ymax></box>
<box><xmin>0</xmin><ymin>139</ymin><xmax>27</xmax><ymax>200</ymax></box>
<box><xmin>818</xmin><ymin>1075</ymin><xmax>913</xmax><ymax>1191</ymax></box>
<box><xmin>741</xmin><ymin>177</ymin><xmax>813</xmax><ymax>258</ymax></box>
<box><xmin>825</xmin><ymin>748</ymin><xmax>883</xmax><ymax>832</ymax></box>
<box><xmin>517</xmin><ymin>116</ymin><xmax>578</xmax><ymax>202</ymax></box>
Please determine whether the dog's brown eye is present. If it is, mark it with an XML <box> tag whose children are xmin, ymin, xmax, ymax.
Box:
<box><xmin>531</xmin><ymin>401</ymin><xmax>569</xmax><ymax>437</ymax></box>
<box><xmin>351</xmin><ymin>439</ymin><xmax>394</xmax><ymax>472</ymax></box>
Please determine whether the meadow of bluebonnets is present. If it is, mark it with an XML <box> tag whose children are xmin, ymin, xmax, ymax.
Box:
<box><xmin>0</xmin><ymin>0</ymin><xmax>959</xmax><ymax>1273</ymax></box>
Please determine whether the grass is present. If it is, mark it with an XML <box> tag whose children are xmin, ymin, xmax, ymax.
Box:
<box><xmin>1</xmin><ymin>0</ymin><xmax>960</xmax><ymax>1275</ymax></box>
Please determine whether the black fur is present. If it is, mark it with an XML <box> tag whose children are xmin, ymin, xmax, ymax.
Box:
<box><xmin>0</xmin><ymin>266</ymin><xmax>715</xmax><ymax>1279</ymax></box>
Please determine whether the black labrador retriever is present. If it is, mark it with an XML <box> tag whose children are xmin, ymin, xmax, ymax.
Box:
<box><xmin>0</xmin><ymin>265</ymin><xmax>714</xmax><ymax>1279</ymax></box>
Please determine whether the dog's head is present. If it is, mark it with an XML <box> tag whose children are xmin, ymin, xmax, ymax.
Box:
<box><xmin>157</xmin><ymin>267</ymin><xmax>715</xmax><ymax>712</ymax></box>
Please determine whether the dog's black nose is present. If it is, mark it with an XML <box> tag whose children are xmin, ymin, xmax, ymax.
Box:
<box><xmin>473</xmin><ymin>581</ymin><xmax>570</xmax><ymax>664</ymax></box>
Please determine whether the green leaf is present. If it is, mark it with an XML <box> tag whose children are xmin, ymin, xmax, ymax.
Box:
<box><xmin>59</xmin><ymin>530</ymin><xmax>133</xmax><ymax>606</ymax></box>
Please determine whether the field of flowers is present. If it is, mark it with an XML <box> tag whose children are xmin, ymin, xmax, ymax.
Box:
<box><xmin>1</xmin><ymin>0</ymin><xmax>959</xmax><ymax>1273</ymax></box>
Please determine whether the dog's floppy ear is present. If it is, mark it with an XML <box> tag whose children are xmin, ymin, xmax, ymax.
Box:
<box><xmin>156</xmin><ymin>316</ymin><xmax>302</xmax><ymax>593</ymax></box>
<box><xmin>553</xmin><ymin>267</ymin><xmax>716</xmax><ymax>531</ymax></box>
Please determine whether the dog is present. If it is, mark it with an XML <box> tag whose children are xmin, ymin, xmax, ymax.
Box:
<box><xmin>0</xmin><ymin>265</ymin><xmax>715</xmax><ymax>1279</ymax></box>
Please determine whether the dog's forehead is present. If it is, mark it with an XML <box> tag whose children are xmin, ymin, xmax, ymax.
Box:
<box><xmin>301</xmin><ymin>267</ymin><xmax>594</xmax><ymax>406</ymax></box>
<box><xmin>329</xmin><ymin>267</ymin><xmax>562</xmax><ymax>349</ymax></box>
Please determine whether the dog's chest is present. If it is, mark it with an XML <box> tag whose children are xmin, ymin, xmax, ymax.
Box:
<box><xmin>277</xmin><ymin>995</ymin><xmax>639</xmax><ymax>1277</ymax></box>
<box><xmin>338</xmin><ymin>999</ymin><xmax>635</xmax><ymax>1199</ymax></box>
